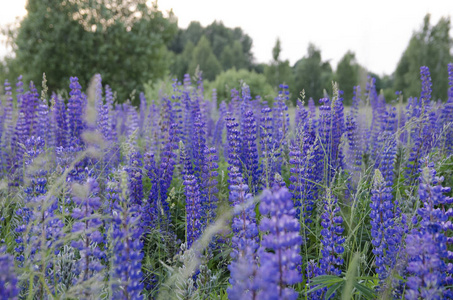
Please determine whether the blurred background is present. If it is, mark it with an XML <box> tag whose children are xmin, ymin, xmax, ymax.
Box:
<box><xmin>0</xmin><ymin>0</ymin><xmax>452</xmax><ymax>105</ymax></box>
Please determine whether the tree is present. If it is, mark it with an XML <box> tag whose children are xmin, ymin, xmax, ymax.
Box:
<box><xmin>206</xmin><ymin>68</ymin><xmax>274</xmax><ymax>105</ymax></box>
<box><xmin>220</xmin><ymin>41</ymin><xmax>246</xmax><ymax>71</ymax></box>
<box><xmin>169</xmin><ymin>20</ymin><xmax>254</xmax><ymax>77</ymax></box>
<box><xmin>6</xmin><ymin>0</ymin><xmax>177</xmax><ymax>103</ymax></box>
<box><xmin>264</xmin><ymin>38</ymin><xmax>295</xmax><ymax>102</ymax></box>
<box><xmin>293</xmin><ymin>43</ymin><xmax>333</xmax><ymax>102</ymax></box>
<box><xmin>335</xmin><ymin>51</ymin><xmax>359</xmax><ymax>105</ymax></box>
<box><xmin>394</xmin><ymin>14</ymin><xmax>452</xmax><ymax>101</ymax></box>
<box><xmin>188</xmin><ymin>36</ymin><xmax>222</xmax><ymax>81</ymax></box>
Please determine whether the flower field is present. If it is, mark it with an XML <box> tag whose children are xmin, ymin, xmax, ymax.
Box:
<box><xmin>1</xmin><ymin>64</ymin><xmax>453</xmax><ymax>299</ymax></box>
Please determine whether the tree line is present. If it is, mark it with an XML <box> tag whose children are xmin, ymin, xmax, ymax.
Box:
<box><xmin>0</xmin><ymin>1</ymin><xmax>451</xmax><ymax>105</ymax></box>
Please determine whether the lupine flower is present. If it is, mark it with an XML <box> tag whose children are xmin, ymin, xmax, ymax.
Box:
<box><xmin>241</xmin><ymin>110</ymin><xmax>260</xmax><ymax>195</ymax></box>
<box><xmin>71</xmin><ymin>177</ymin><xmax>105</xmax><ymax>282</ymax></box>
<box><xmin>351</xmin><ymin>85</ymin><xmax>361</xmax><ymax>119</ymax></box>
<box><xmin>405</xmin><ymin>162</ymin><xmax>453</xmax><ymax>299</ymax></box>
<box><xmin>158</xmin><ymin>123</ymin><xmax>179</xmax><ymax>221</ymax></box>
<box><xmin>308</xmin><ymin>97</ymin><xmax>316</xmax><ymax>117</ymax></box>
<box><xmin>259</xmin><ymin>107</ymin><xmax>276</xmax><ymax>188</ymax></box>
<box><xmin>183</xmin><ymin>174</ymin><xmax>202</xmax><ymax>248</ymax></box>
<box><xmin>405</xmin><ymin>67</ymin><xmax>435</xmax><ymax>186</ymax></box>
<box><xmin>318</xmin><ymin>191</ymin><xmax>345</xmax><ymax>276</ymax></box>
<box><xmin>192</xmin><ymin>116</ymin><xmax>207</xmax><ymax>179</ymax></box>
<box><xmin>110</xmin><ymin>175</ymin><xmax>145</xmax><ymax>300</ymax></box>
<box><xmin>227</xmin><ymin>170</ymin><xmax>259</xmax><ymax>299</ymax></box>
<box><xmin>0</xmin><ymin>247</ymin><xmax>19</xmax><ymax>299</ymax></box>
<box><xmin>441</xmin><ymin>63</ymin><xmax>453</xmax><ymax>152</ymax></box>
<box><xmin>256</xmin><ymin>187</ymin><xmax>303</xmax><ymax>300</ymax></box>
<box><xmin>126</xmin><ymin>151</ymin><xmax>144</xmax><ymax>206</ymax></box>
<box><xmin>289</xmin><ymin>116</ymin><xmax>316</xmax><ymax>227</ymax></box>
<box><xmin>225</xmin><ymin>113</ymin><xmax>242</xmax><ymax>188</ymax></box>
<box><xmin>67</xmin><ymin>77</ymin><xmax>85</xmax><ymax>146</ymax></box>
<box><xmin>200</xmin><ymin>147</ymin><xmax>219</xmax><ymax>226</ymax></box>
<box><xmin>345</xmin><ymin>114</ymin><xmax>362</xmax><ymax>182</ymax></box>
<box><xmin>142</xmin><ymin>152</ymin><xmax>159</xmax><ymax>229</ymax></box>
<box><xmin>3</xmin><ymin>80</ymin><xmax>14</xmax><ymax>166</ymax></box>
<box><xmin>370</xmin><ymin>170</ymin><xmax>401</xmax><ymax>282</ymax></box>
<box><xmin>212</xmin><ymin>101</ymin><xmax>227</xmax><ymax>148</ymax></box>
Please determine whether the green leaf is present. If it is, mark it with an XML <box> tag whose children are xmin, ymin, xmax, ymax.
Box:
<box><xmin>354</xmin><ymin>282</ymin><xmax>377</xmax><ymax>299</ymax></box>
<box><xmin>325</xmin><ymin>282</ymin><xmax>343</xmax><ymax>299</ymax></box>
<box><xmin>310</xmin><ymin>275</ymin><xmax>344</xmax><ymax>285</ymax></box>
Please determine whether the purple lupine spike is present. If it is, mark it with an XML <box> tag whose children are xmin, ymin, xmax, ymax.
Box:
<box><xmin>94</xmin><ymin>74</ymin><xmax>103</xmax><ymax>125</ymax></box>
<box><xmin>126</xmin><ymin>151</ymin><xmax>144</xmax><ymax>206</ymax></box>
<box><xmin>3</xmin><ymin>80</ymin><xmax>14</xmax><ymax>156</ymax></box>
<box><xmin>71</xmin><ymin>177</ymin><xmax>105</xmax><ymax>282</ymax></box>
<box><xmin>105</xmin><ymin>84</ymin><xmax>114</xmax><ymax>112</ymax></box>
<box><xmin>16</xmin><ymin>75</ymin><xmax>24</xmax><ymax>110</ymax></box>
<box><xmin>332</xmin><ymin>90</ymin><xmax>345</xmax><ymax>171</ymax></box>
<box><xmin>273</xmin><ymin>84</ymin><xmax>290</xmax><ymax>146</ymax></box>
<box><xmin>345</xmin><ymin>114</ymin><xmax>362</xmax><ymax>183</ymax></box>
<box><xmin>259</xmin><ymin>106</ymin><xmax>275</xmax><ymax>189</ymax></box>
<box><xmin>288</xmin><ymin>127</ymin><xmax>316</xmax><ymax>228</ymax></box>
<box><xmin>0</xmin><ymin>247</ymin><xmax>19</xmax><ymax>299</ymax></box>
<box><xmin>126</xmin><ymin>103</ymin><xmax>139</xmax><ymax>141</ymax></box>
<box><xmin>318</xmin><ymin>191</ymin><xmax>345</xmax><ymax>276</ymax></box>
<box><xmin>370</xmin><ymin>170</ymin><xmax>400</xmax><ymax>283</ymax></box>
<box><xmin>241</xmin><ymin>110</ymin><xmax>260</xmax><ymax>195</ymax></box>
<box><xmin>256</xmin><ymin>187</ymin><xmax>303</xmax><ymax>300</ymax></box>
<box><xmin>201</xmin><ymin>147</ymin><xmax>219</xmax><ymax>226</ymax></box>
<box><xmin>15</xmin><ymin>137</ymin><xmax>64</xmax><ymax>280</ymax></box>
<box><xmin>404</xmin><ymin>162</ymin><xmax>453</xmax><ymax>299</ymax></box>
<box><xmin>405</xmin><ymin>69</ymin><xmax>437</xmax><ymax>187</ymax></box>
<box><xmin>351</xmin><ymin>85</ymin><xmax>361</xmax><ymax>118</ymax></box>
<box><xmin>306</xmin><ymin>191</ymin><xmax>345</xmax><ymax>300</ymax></box>
<box><xmin>181</xmin><ymin>143</ymin><xmax>201</xmax><ymax>247</ymax></box>
<box><xmin>10</xmin><ymin>111</ymin><xmax>28</xmax><ymax>186</ymax></box>
<box><xmin>110</xmin><ymin>179</ymin><xmax>145</xmax><ymax>299</ymax></box>
<box><xmin>225</xmin><ymin>113</ymin><xmax>242</xmax><ymax>191</ymax></box>
<box><xmin>420</xmin><ymin>66</ymin><xmax>432</xmax><ymax>107</ymax></box>
<box><xmin>183</xmin><ymin>173</ymin><xmax>202</xmax><ymax>248</ymax></box>
<box><xmin>67</xmin><ymin>77</ymin><xmax>84</xmax><ymax>146</ymax></box>
<box><xmin>36</xmin><ymin>97</ymin><xmax>50</xmax><ymax>144</ymax></box>
<box><xmin>308</xmin><ymin>97</ymin><xmax>316</xmax><ymax>117</ymax></box>
<box><xmin>318</xmin><ymin>97</ymin><xmax>335</xmax><ymax>183</ymax></box>
<box><xmin>367</xmin><ymin>77</ymin><xmax>384</xmax><ymax>160</ymax></box>
<box><xmin>227</xmin><ymin>169</ymin><xmax>259</xmax><ymax>299</ymax></box>
<box><xmin>192</xmin><ymin>116</ymin><xmax>207</xmax><ymax>178</ymax></box>
<box><xmin>212</xmin><ymin>101</ymin><xmax>227</xmax><ymax>149</ymax></box>
<box><xmin>157</xmin><ymin>123</ymin><xmax>179</xmax><ymax>222</ymax></box>
<box><xmin>142</xmin><ymin>152</ymin><xmax>159</xmax><ymax>229</ymax></box>
<box><xmin>139</xmin><ymin>92</ymin><xmax>147</xmax><ymax>136</ymax></box>
<box><xmin>375</xmin><ymin>108</ymin><xmax>397</xmax><ymax>184</ymax></box>
<box><xmin>230</xmin><ymin>88</ymin><xmax>241</xmax><ymax>120</ymax></box>
<box><xmin>14</xmin><ymin>136</ymin><xmax>47</xmax><ymax>263</ymax></box>
<box><xmin>442</xmin><ymin>63</ymin><xmax>453</xmax><ymax>153</ymax></box>
<box><xmin>25</xmin><ymin>81</ymin><xmax>39</xmax><ymax>138</ymax></box>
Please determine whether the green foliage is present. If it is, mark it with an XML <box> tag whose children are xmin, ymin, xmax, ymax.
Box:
<box><xmin>206</xmin><ymin>68</ymin><xmax>274</xmax><ymax>105</ymax></box>
<box><xmin>335</xmin><ymin>51</ymin><xmax>359</xmax><ymax>105</ymax></box>
<box><xmin>293</xmin><ymin>43</ymin><xmax>333</xmax><ymax>103</ymax></box>
<box><xmin>264</xmin><ymin>39</ymin><xmax>295</xmax><ymax>103</ymax></box>
<box><xmin>188</xmin><ymin>36</ymin><xmax>222</xmax><ymax>81</ymax></box>
<box><xmin>169</xmin><ymin>20</ymin><xmax>254</xmax><ymax>79</ymax></box>
<box><xmin>394</xmin><ymin>14</ymin><xmax>453</xmax><ymax>101</ymax></box>
<box><xmin>5</xmin><ymin>0</ymin><xmax>177</xmax><ymax>103</ymax></box>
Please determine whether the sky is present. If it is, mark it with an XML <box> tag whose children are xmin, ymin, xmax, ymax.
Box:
<box><xmin>0</xmin><ymin>0</ymin><xmax>452</xmax><ymax>75</ymax></box>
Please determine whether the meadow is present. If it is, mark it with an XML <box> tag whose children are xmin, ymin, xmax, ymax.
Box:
<box><xmin>1</xmin><ymin>64</ymin><xmax>453</xmax><ymax>300</ymax></box>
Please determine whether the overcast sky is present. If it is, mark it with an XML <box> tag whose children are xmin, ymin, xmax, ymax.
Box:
<box><xmin>1</xmin><ymin>0</ymin><xmax>452</xmax><ymax>75</ymax></box>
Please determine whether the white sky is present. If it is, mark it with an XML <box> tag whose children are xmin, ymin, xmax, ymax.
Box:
<box><xmin>1</xmin><ymin>0</ymin><xmax>452</xmax><ymax>75</ymax></box>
